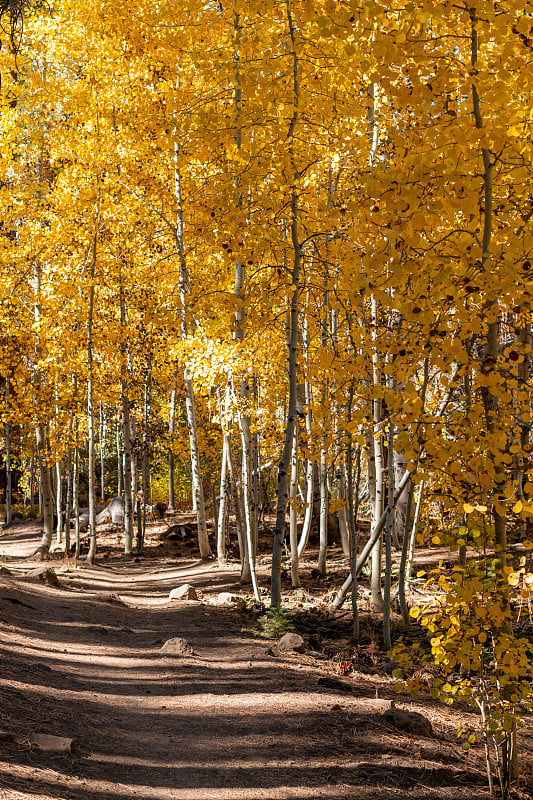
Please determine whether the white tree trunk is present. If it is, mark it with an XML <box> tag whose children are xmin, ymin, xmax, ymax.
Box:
<box><xmin>120</xmin><ymin>281</ymin><xmax>133</xmax><ymax>554</ymax></box>
<box><xmin>33</xmin><ymin>265</ymin><xmax>53</xmax><ymax>558</ymax></box>
<box><xmin>116</xmin><ymin>417</ymin><xmax>122</xmax><ymax>498</ymax></box>
<box><xmin>168</xmin><ymin>370</ymin><xmax>178</xmax><ymax>511</ymax></box>
<box><xmin>298</xmin><ymin>294</ymin><xmax>314</xmax><ymax>557</ymax></box>
<box><xmin>99</xmin><ymin>402</ymin><xmax>106</xmax><ymax>501</ymax></box>
<box><xmin>4</xmin><ymin>377</ymin><xmax>12</xmax><ymax>527</ymax></box>
<box><xmin>87</xmin><ymin>211</ymin><xmax>98</xmax><ymax>564</ymax></box>
<box><xmin>271</xmin><ymin>0</ymin><xmax>301</xmax><ymax>607</ymax></box>
<box><xmin>289</xmin><ymin>427</ymin><xmax>300</xmax><ymax>587</ymax></box>
<box><xmin>217</xmin><ymin>431</ymin><xmax>229</xmax><ymax>564</ymax></box>
<box><xmin>317</xmin><ymin>443</ymin><xmax>328</xmax><ymax>575</ymax></box>
<box><xmin>86</xmin><ymin>278</ymin><xmax>97</xmax><ymax>564</ymax></box>
<box><xmin>35</xmin><ymin>426</ymin><xmax>54</xmax><ymax>558</ymax></box>
<box><xmin>370</xmin><ymin>295</ymin><xmax>384</xmax><ymax>611</ymax></box>
<box><xmin>174</xmin><ymin>95</ymin><xmax>211</xmax><ymax>559</ymax></box>
<box><xmin>55</xmin><ymin>460</ymin><xmax>62</xmax><ymax>544</ymax></box>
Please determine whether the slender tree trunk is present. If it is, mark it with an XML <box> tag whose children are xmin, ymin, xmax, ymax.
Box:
<box><xmin>183</xmin><ymin>376</ymin><xmax>210</xmax><ymax>557</ymax></box>
<box><xmin>350</xmin><ymin>445</ymin><xmax>362</xmax><ymax>638</ymax></box>
<box><xmin>4</xmin><ymin>376</ymin><xmax>12</xmax><ymax>527</ymax></box>
<box><xmin>64</xmin><ymin>436</ymin><xmax>72</xmax><ymax>556</ymax></box>
<box><xmin>217</xmin><ymin>434</ymin><xmax>229</xmax><ymax>564</ymax></box>
<box><xmin>119</xmin><ymin>283</ymin><xmax>133</xmax><ymax>554</ymax></box>
<box><xmin>317</xmin><ymin>444</ymin><xmax>328</xmax><ymax>575</ymax></box>
<box><xmin>87</xmin><ymin>201</ymin><xmax>98</xmax><ymax>565</ymax></box>
<box><xmin>227</xmin><ymin>435</ymin><xmax>245</xmax><ymax>568</ymax></box>
<box><xmin>216</xmin><ymin>386</ymin><xmax>232</xmax><ymax>565</ymax></box>
<box><xmin>55</xmin><ymin>460</ymin><xmax>62</xmax><ymax>544</ymax></box>
<box><xmin>122</xmin><ymin>404</ymin><xmax>133</xmax><ymax>555</ymax></box>
<box><xmin>383</xmin><ymin>421</ymin><xmax>395</xmax><ymax>650</ymax></box>
<box><xmin>289</xmin><ymin>427</ymin><xmax>300</xmax><ymax>587</ymax></box>
<box><xmin>136</xmin><ymin>497</ymin><xmax>142</xmax><ymax>554</ymax></box>
<box><xmin>33</xmin><ymin>265</ymin><xmax>53</xmax><ymax>558</ymax></box>
<box><xmin>130</xmin><ymin>419</ymin><xmax>138</xmax><ymax>508</ymax></box>
<box><xmin>116</xmin><ymin>416</ymin><xmax>122</xmax><ymax>498</ymax></box>
<box><xmin>39</xmin><ymin>474</ymin><xmax>43</xmax><ymax>518</ymax></box>
<box><xmin>138</xmin><ymin>354</ymin><xmax>152</xmax><ymax>556</ymax></box>
<box><xmin>370</xmin><ymin>296</ymin><xmax>384</xmax><ymax>611</ymax></box>
<box><xmin>173</xmin><ymin>89</ymin><xmax>211</xmax><ymax>559</ymax></box>
<box><xmin>298</xmin><ymin>296</ymin><xmax>314</xmax><ymax>557</ymax></box>
<box><xmin>235</xmin><ymin>382</ymin><xmax>259</xmax><ymax>597</ymax></box>
<box><xmin>252</xmin><ymin>394</ymin><xmax>260</xmax><ymax>532</ymax></box>
<box><xmin>405</xmin><ymin>482</ymin><xmax>423</xmax><ymax>585</ymax></box>
<box><xmin>73</xmin><ymin>423</ymin><xmax>80</xmax><ymax>559</ymax></box>
<box><xmin>209</xmin><ymin>478</ymin><xmax>218</xmax><ymax>530</ymax></box>
<box><xmin>394</xmin><ymin>448</ymin><xmax>410</xmax><ymax>547</ymax></box>
<box><xmin>399</xmin><ymin>479</ymin><xmax>422</xmax><ymax>622</ymax></box>
<box><xmin>30</xmin><ymin>449</ymin><xmax>35</xmax><ymax>517</ymax></box>
<box><xmin>335</xmin><ymin>434</ymin><xmax>351</xmax><ymax>558</ymax></box>
<box><xmin>168</xmin><ymin>368</ymin><xmax>178</xmax><ymax>511</ymax></box>
<box><xmin>271</xmin><ymin>0</ymin><xmax>301</xmax><ymax>607</ymax></box>
<box><xmin>35</xmin><ymin>428</ymin><xmax>54</xmax><ymax>558</ymax></box>
<box><xmin>232</xmin><ymin>19</ymin><xmax>258</xmax><ymax>594</ymax></box>
<box><xmin>99</xmin><ymin>402</ymin><xmax>106</xmax><ymax>501</ymax></box>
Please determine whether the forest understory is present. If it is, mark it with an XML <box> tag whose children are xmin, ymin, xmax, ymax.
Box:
<box><xmin>0</xmin><ymin>514</ymin><xmax>532</xmax><ymax>800</ymax></box>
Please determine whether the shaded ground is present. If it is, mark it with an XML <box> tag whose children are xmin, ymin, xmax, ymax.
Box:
<box><xmin>0</xmin><ymin>518</ymin><xmax>531</xmax><ymax>799</ymax></box>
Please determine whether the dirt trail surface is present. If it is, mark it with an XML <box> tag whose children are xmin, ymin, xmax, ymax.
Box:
<box><xmin>0</xmin><ymin>520</ymin><xmax>531</xmax><ymax>799</ymax></box>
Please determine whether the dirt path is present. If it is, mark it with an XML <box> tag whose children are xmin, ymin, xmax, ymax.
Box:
<box><xmin>0</xmin><ymin>521</ymin><xmax>529</xmax><ymax>800</ymax></box>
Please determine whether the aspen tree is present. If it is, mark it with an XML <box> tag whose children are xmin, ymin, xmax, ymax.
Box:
<box><xmin>174</xmin><ymin>132</ymin><xmax>211</xmax><ymax>559</ymax></box>
<box><xmin>168</xmin><ymin>367</ymin><xmax>178</xmax><ymax>512</ymax></box>
<box><xmin>86</xmin><ymin>183</ymin><xmax>99</xmax><ymax>565</ymax></box>
<box><xmin>4</xmin><ymin>376</ymin><xmax>12</xmax><ymax>527</ymax></box>
<box><xmin>271</xmin><ymin>0</ymin><xmax>301</xmax><ymax>608</ymax></box>
<box><xmin>33</xmin><ymin>264</ymin><xmax>54</xmax><ymax>558</ymax></box>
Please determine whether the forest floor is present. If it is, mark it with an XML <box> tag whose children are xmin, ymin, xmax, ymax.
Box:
<box><xmin>0</xmin><ymin>516</ymin><xmax>532</xmax><ymax>800</ymax></box>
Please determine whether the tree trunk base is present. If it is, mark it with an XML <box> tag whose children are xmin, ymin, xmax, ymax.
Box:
<box><xmin>31</xmin><ymin>545</ymin><xmax>50</xmax><ymax>561</ymax></box>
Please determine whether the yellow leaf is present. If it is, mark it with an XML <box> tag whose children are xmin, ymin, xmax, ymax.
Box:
<box><xmin>463</xmin><ymin>503</ymin><xmax>475</xmax><ymax>514</ymax></box>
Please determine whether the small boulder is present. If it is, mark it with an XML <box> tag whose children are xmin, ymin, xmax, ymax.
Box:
<box><xmin>86</xmin><ymin>625</ymin><xmax>108</xmax><ymax>636</ymax></box>
<box><xmin>217</xmin><ymin>592</ymin><xmax>241</xmax><ymax>604</ymax></box>
<box><xmin>160</xmin><ymin>637</ymin><xmax>194</xmax><ymax>655</ymax></box>
<box><xmin>164</xmin><ymin>523</ymin><xmax>193</xmax><ymax>540</ymax></box>
<box><xmin>96</xmin><ymin>592</ymin><xmax>124</xmax><ymax>605</ymax></box>
<box><xmin>28</xmin><ymin>566</ymin><xmax>59</xmax><ymax>587</ymax></box>
<box><xmin>30</xmin><ymin>734</ymin><xmax>74</xmax><ymax>753</ymax></box>
<box><xmin>382</xmin><ymin>702</ymin><xmax>434</xmax><ymax>737</ymax></box>
<box><xmin>169</xmin><ymin>584</ymin><xmax>198</xmax><ymax>601</ymax></box>
<box><xmin>96</xmin><ymin>497</ymin><xmax>124</xmax><ymax>526</ymax></box>
<box><xmin>278</xmin><ymin>632</ymin><xmax>305</xmax><ymax>653</ymax></box>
